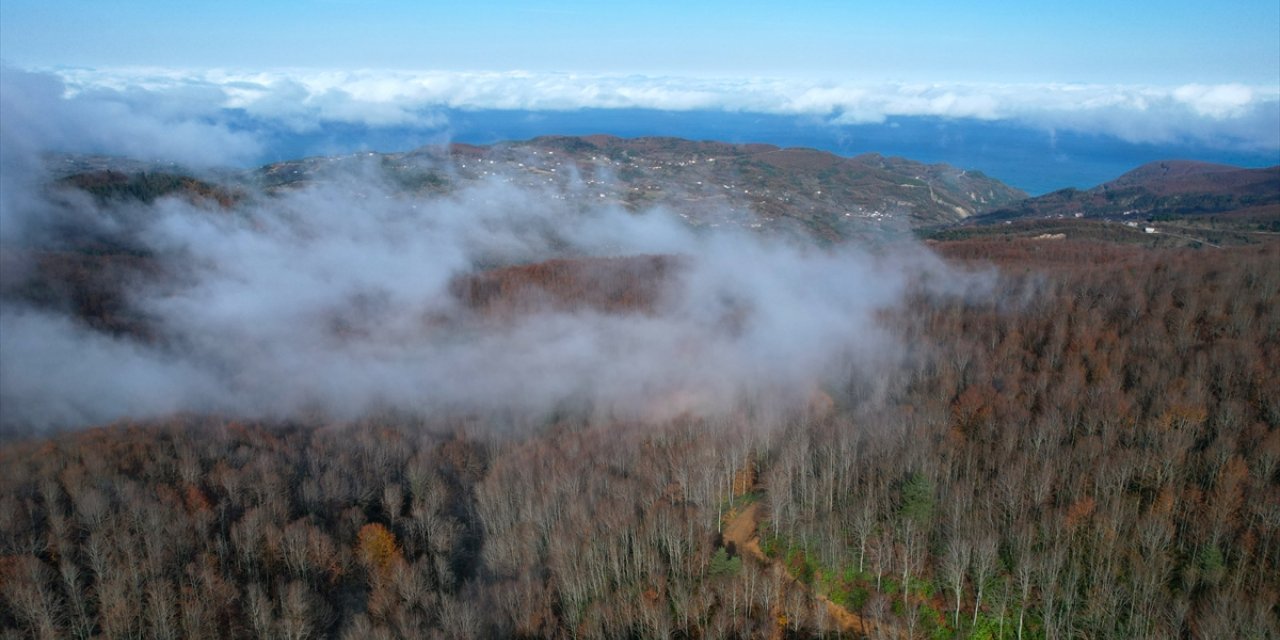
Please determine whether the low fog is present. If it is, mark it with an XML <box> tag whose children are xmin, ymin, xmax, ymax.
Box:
<box><xmin>0</xmin><ymin>82</ymin><xmax>993</xmax><ymax>432</ymax></box>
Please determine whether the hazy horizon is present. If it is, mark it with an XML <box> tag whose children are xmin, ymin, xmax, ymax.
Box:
<box><xmin>3</xmin><ymin>65</ymin><xmax>1278</xmax><ymax>195</ymax></box>
<box><xmin>2</xmin><ymin>1</ymin><xmax>1278</xmax><ymax>192</ymax></box>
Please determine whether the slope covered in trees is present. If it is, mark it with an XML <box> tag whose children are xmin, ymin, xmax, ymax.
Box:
<box><xmin>973</xmin><ymin>161</ymin><xmax>1280</xmax><ymax>227</ymax></box>
<box><xmin>450</xmin><ymin>254</ymin><xmax>684</xmax><ymax>318</ymax></box>
<box><xmin>3</xmin><ymin>235</ymin><xmax>1277</xmax><ymax>639</ymax></box>
<box><xmin>758</xmin><ymin>239</ymin><xmax>1280</xmax><ymax>638</ymax></box>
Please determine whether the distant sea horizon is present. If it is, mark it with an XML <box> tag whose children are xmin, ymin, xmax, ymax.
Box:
<box><xmin>231</xmin><ymin>109</ymin><xmax>1280</xmax><ymax>196</ymax></box>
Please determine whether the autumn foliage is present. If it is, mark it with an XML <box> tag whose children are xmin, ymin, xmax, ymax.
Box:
<box><xmin>2</xmin><ymin>237</ymin><xmax>1278</xmax><ymax>638</ymax></box>
<box><xmin>355</xmin><ymin>523</ymin><xmax>401</xmax><ymax>576</ymax></box>
<box><xmin>450</xmin><ymin>254</ymin><xmax>683</xmax><ymax>317</ymax></box>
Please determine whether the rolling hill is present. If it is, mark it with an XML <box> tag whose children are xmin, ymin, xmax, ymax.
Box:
<box><xmin>970</xmin><ymin>160</ymin><xmax>1280</xmax><ymax>226</ymax></box>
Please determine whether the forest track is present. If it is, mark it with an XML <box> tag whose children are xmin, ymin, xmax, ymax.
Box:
<box><xmin>722</xmin><ymin>502</ymin><xmax>901</xmax><ymax>639</ymax></box>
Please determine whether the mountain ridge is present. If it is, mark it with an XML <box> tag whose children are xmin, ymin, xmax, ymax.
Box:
<box><xmin>38</xmin><ymin>140</ymin><xmax>1278</xmax><ymax>244</ymax></box>
<box><xmin>47</xmin><ymin>136</ymin><xmax>1027</xmax><ymax>239</ymax></box>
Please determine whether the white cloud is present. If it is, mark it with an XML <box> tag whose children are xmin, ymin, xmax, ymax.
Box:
<box><xmin>1172</xmin><ymin>83</ymin><xmax>1256</xmax><ymax>118</ymax></box>
<box><xmin>0</xmin><ymin>66</ymin><xmax>261</xmax><ymax>167</ymax></box>
<box><xmin>12</xmin><ymin>66</ymin><xmax>1280</xmax><ymax>161</ymax></box>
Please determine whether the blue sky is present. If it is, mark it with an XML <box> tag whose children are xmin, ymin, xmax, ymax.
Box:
<box><xmin>2</xmin><ymin>0</ymin><xmax>1278</xmax><ymax>83</ymax></box>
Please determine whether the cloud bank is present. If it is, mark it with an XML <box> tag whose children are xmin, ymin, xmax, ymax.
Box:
<box><xmin>23</xmin><ymin>66</ymin><xmax>1280</xmax><ymax>158</ymax></box>
<box><xmin>0</xmin><ymin>66</ymin><xmax>262</xmax><ymax>168</ymax></box>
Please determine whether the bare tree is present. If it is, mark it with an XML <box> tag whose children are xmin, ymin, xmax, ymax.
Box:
<box><xmin>971</xmin><ymin>534</ymin><xmax>997</xmax><ymax>628</ymax></box>
<box><xmin>1</xmin><ymin>556</ymin><xmax>64</xmax><ymax>640</ymax></box>
<box><xmin>941</xmin><ymin>536</ymin><xmax>971</xmax><ymax>628</ymax></box>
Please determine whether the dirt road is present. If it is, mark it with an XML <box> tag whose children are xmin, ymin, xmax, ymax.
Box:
<box><xmin>721</xmin><ymin>502</ymin><xmax>898</xmax><ymax>639</ymax></box>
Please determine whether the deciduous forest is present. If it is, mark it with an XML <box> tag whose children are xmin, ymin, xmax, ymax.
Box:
<box><xmin>3</xmin><ymin>235</ymin><xmax>1277</xmax><ymax>639</ymax></box>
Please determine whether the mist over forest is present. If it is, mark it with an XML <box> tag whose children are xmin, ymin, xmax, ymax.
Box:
<box><xmin>0</xmin><ymin>139</ymin><xmax>990</xmax><ymax>431</ymax></box>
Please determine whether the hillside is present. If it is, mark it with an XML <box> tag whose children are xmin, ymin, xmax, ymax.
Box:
<box><xmin>41</xmin><ymin>138</ymin><xmax>1025</xmax><ymax>242</ymax></box>
<box><xmin>450</xmin><ymin>254</ymin><xmax>683</xmax><ymax>318</ymax></box>
<box><xmin>54</xmin><ymin>170</ymin><xmax>242</xmax><ymax>208</ymax></box>
<box><xmin>971</xmin><ymin>160</ymin><xmax>1279</xmax><ymax>227</ymax></box>
<box><xmin>252</xmin><ymin>135</ymin><xmax>1026</xmax><ymax>239</ymax></box>
<box><xmin>1104</xmin><ymin>160</ymin><xmax>1277</xmax><ymax>195</ymax></box>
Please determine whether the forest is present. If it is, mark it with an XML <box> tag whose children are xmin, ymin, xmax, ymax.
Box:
<box><xmin>1</xmin><ymin>233</ymin><xmax>1278</xmax><ymax>639</ymax></box>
